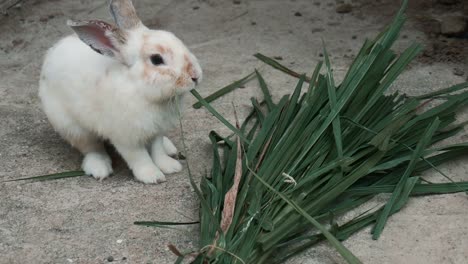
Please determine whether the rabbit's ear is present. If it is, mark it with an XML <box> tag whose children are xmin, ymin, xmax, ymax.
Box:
<box><xmin>109</xmin><ymin>0</ymin><xmax>142</xmax><ymax>29</ymax></box>
<box><xmin>68</xmin><ymin>20</ymin><xmax>127</xmax><ymax>59</ymax></box>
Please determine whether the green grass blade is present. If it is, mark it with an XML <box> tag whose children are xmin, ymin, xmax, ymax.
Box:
<box><xmin>193</xmin><ymin>72</ymin><xmax>256</xmax><ymax>109</ymax></box>
<box><xmin>323</xmin><ymin>44</ymin><xmax>344</xmax><ymax>165</ymax></box>
<box><xmin>191</xmin><ymin>89</ymin><xmax>250</xmax><ymax>144</ymax></box>
<box><xmin>414</xmin><ymin>82</ymin><xmax>468</xmax><ymax>100</ymax></box>
<box><xmin>134</xmin><ymin>221</ymin><xmax>199</xmax><ymax>226</ymax></box>
<box><xmin>255</xmin><ymin>70</ymin><xmax>275</xmax><ymax>111</ymax></box>
<box><xmin>3</xmin><ymin>170</ymin><xmax>86</xmax><ymax>182</ymax></box>
<box><xmin>254</xmin><ymin>53</ymin><xmax>311</xmax><ymax>82</ymax></box>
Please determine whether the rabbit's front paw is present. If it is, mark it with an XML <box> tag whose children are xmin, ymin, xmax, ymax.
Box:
<box><xmin>82</xmin><ymin>152</ymin><xmax>113</xmax><ymax>181</ymax></box>
<box><xmin>154</xmin><ymin>155</ymin><xmax>182</xmax><ymax>174</ymax></box>
<box><xmin>134</xmin><ymin>165</ymin><xmax>166</xmax><ymax>184</ymax></box>
<box><xmin>163</xmin><ymin>137</ymin><xmax>178</xmax><ymax>156</ymax></box>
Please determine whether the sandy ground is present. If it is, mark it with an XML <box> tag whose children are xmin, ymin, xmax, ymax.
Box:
<box><xmin>0</xmin><ymin>0</ymin><xmax>467</xmax><ymax>263</ymax></box>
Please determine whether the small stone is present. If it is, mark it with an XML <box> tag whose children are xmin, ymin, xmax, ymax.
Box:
<box><xmin>122</xmin><ymin>257</ymin><xmax>127</xmax><ymax>261</ymax></box>
<box><xmin>440</xmin><ymin>15</ymin><xmax>466</xmax><ymax>37</ymax></box>
<box><xmin>251</xmin><ymin>21</ymin><xmax>256</xmax><ymax>25</ymax></box>
<box><xmin>336</xmin><ymin>3</ymin><xmax>352</xmax><ymax>14</ymax></box>
<box><xmin>273</xmin><ymin>56</ymin><xmax>283</xmax><ymax>60</ymax></box>
<box><xmin>454</xmin><ymin>68</ymin><xmax>465</xmax><ymax>76</ymax></box>
<box><xmin>116</xmin><ymin>239</ymin><xmax>123</xmax><ymax>244</ymax></box>
<box><xmin>192</xmin><ymin>6</ymin><xmax>199</xmax><ymax>10</ymax></box>
<box><xmin>11</xmin><ymin>39</ymin><xmax>24</xmax><ymax>47</ymax></box>
<box><xmin>327</xmin><ymin>21</ymin><xmax>341</xmax><ymax>26</ymax></box>
<box><xmin>107</xmin><ymin>256</ymin><xmax>114</xmax><ymax>262</ymax></box>
<box><xmin>311</xmin><ymin>27</ymin><xmax>324</xmax><ymax>33</ymax></box>
<box><xmin>294</xmin><ymin>12</ymin><xmax>302</xmax><ymax>17</ymax></box>
<box><xmin>233</xmin><ymin>0</ymin><xmax>241</xmax><ymax>4</ymax></box>
<box><xmin>351</xmin><ymin>35</ymin><xmax>357</xmax><ymax>39</ymax></box>
<box><xmin>319</xmin><ymin>53</ymin><xmax>323</xmax><ymax>57</ymax></box>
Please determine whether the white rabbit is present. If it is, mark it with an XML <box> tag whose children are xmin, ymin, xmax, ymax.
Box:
<box><xmin>38</xmin><ymin>0</ymin><xmax>202</xmax><ymax>184</ymax></box>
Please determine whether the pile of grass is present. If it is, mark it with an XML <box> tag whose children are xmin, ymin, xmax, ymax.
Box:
<box><xmin>154</xmin><ymin>1</ymin><xmax>468</xmax><ymax>263</ymax></box>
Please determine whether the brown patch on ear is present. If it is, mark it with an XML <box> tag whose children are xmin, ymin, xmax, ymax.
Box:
<box><xmin>109</xmin><ymin>0</ymin><xmax>142</xmax><ymax>29</ymax></box>
<box><xmin>111</xmin><ymin>28</ymin><xmax>127</xmax><ymax>45</ymax></box>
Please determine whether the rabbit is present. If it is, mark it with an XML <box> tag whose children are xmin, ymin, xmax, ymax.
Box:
<box><xmin>38</xmin><ymin>0</ymin><xmax>202</xmax><ymax>184</ymax></box>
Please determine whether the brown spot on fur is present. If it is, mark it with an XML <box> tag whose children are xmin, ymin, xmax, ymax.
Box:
<box><xmin>155</xmin><ymin>44</ymin><xmax>173</xmax><ymax>58</ymax></box>
<box><xmin>175</xmin><ymin>76</ymin><xmax>186</xmax><ymax>87</ymax></box>
<box><xmin>173</xmin><ymin>55</ymin><xmax>197</xmax><ymax>89</ymax></box>
<box><xmin>142</xmin><ymin>64</ymin><xmax>176</xmax><ymax>81</ymax></box>
<box><xmin>141</xmin><ymin>35</ymin><xmax>173</xmax><ymax>59</ymax></box>
<box><xmin>184</xmin><ymin>54</ymin><xmax>196</xmax><ymax>78</ymax></box>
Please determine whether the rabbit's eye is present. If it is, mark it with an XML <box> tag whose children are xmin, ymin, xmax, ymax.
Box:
<box><xmin>150</xmin><ymin>54</ymin><xmax>165</xmax><ymax>65</ymax></box>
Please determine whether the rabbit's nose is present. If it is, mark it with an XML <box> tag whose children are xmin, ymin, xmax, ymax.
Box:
<box><xmin>191</xmin><ymin>77</ymin><xmax>199</xmax><ymax>84</ymax></box>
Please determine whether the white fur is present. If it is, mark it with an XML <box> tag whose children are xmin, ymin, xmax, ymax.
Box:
<box><xmin>39</xmin><ymin>20</ymin><xmax>201</xmax><ymax>184</ymax></box>
<box><xmin>162</xmin><ymin>136</ymin><xmax>178</xmax><ymax>156</ymax></box>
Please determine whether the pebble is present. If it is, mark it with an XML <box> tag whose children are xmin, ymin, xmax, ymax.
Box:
<box><xmin>294</xmin><ymin>12</ymin><xmax>302</xmax><ymax>17</ymax></box>
<box><xmin>116</xmin><ymin>239</ymin><xmax>123</xmax><ymax>244</ymax></box>
<box><xmin>311</xmin><ymin>27</ymin><xmax>324</xmax><ymax>33</ymax></box>
<box><xmin>39</xmin><ymin>16</ymin><xmax>49</xmax><ymax>22</ymax></box>
<box><xmin>107</xmin><ymin>256</ymin><xmax>114</xmax><ymax>262</ymax></box>
<box><xmin>336</xmin><ymin>3</ymin><xmax>352</xmax><ymax>14</ymax></box>
<box><xmin>440</xmin><ymin>15</ymin><xmax>466</xmax><ymax>37</ymax></box>
<box><xmin>453</xmin><ymin>68</ymin><xmax>465</xmax><ymax>76</ymax></box>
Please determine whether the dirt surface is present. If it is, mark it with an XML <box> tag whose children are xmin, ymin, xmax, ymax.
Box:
<box><xmin>353</xmin><ymin>0</ymin><xmax>468</xmax><ymax>74</ymax></box>
<box><xmin>0</xmin><ymin>0</ymin><xmax>467</xmax><ymax>263</ymax></box>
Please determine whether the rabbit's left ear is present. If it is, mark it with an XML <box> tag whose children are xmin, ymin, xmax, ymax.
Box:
<box><xmin>68</xmin><ymin>20</ymin><xmax>127</xmax><ymax>59</ymax></box>
<box><xmin>109</xmin><ymin>0</ymin><xmax>142</xmax><ymax>30</ymax></box>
